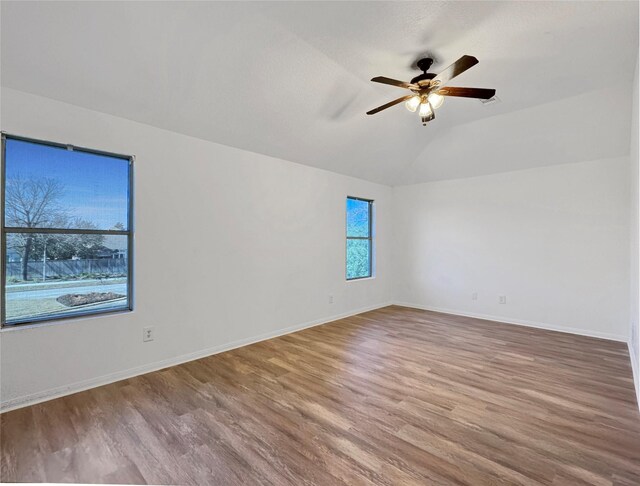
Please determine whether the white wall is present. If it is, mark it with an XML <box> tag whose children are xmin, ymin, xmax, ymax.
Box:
<box><xmin>1</xmin><ymin>86</ymin><xmax>637</xmax><ymax>411</ymax></box>
<box><xmin>629</xmin><ymin>59</ymin><xmax>639</xmax><ymax>402</ymax></box>
<box><xmin>0</xmin><ymin>88</ymin><xmax>393</xmax><ymax>410</ymax></box>
<box><xmin>393</xmin><ymin>158</ymin><xmax>631</xmax><ymax>341</ymax></box>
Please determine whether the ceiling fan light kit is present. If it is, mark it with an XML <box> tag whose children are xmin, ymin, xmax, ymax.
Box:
<box><xmin>366</xmin><ymin>55</ymin><xmax>496</xmax><ymax>126</ymax></box>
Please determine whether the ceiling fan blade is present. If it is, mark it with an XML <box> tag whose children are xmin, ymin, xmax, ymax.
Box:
<box><xmin>371</xmin><ymin>76</ymin><xmax>418</xmax><ymax>90</ymax></box>
<box><xmin>437</xmin><ymin>87</ymin><xmax>496</xmax><ymax>99</ymax></box>
<box><xmin>366</xmin><ymin>95</ymin><xmax>414</xmax><ymax>115</ymax></box>
<box><xmin>430</xmin><ymin>55</ymin><xmax>479</xmax><ymax>88</ymax></box>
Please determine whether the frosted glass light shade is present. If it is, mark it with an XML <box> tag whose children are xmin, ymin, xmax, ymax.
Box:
<box><xmin>418</xmin><ymin>101</ymin><xmax>433</xmax><ymax>117</ymax></box>
<box><xmin>405</xmin><ymin>96</ymin><xmax>421</xmax><ymax>112</ymax></box>
<box><xmin>428</xmin><ymin>92</ymin><xmax>444</xmax><ymax>109</ymax></box>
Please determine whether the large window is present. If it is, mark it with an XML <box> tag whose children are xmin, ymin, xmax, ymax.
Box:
<box><xmin>1</xmin><ymin>134</ymin><xmax>133</xmax><ymax>326</ymax></box>
<box><xmin>346</xmin><ymin>196</ymin><xmax>373</xmax><ymax>280</ymax></box>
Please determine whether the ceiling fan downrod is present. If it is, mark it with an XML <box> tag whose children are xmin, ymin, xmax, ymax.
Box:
<box><xmin>410</xmin><ymin>58</ymin><xmax>436</xmax><ymax>85</ymax></box>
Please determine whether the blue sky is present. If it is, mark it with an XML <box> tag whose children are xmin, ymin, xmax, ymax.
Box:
<box><xmin>5</xmin><ymin>138</ymin><xmax>130</xmax><ymax>230</ymax></box>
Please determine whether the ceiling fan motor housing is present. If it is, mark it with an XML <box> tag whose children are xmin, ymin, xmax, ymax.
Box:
<box><xmin>411</xmin><ymin>72</ymin><xmax>436</xmax><ymax>85</ymax></box>
<box><xmin>411</xmin><ymin>58</ymin><xmax>436</xmax><ymax>85</ymax></box>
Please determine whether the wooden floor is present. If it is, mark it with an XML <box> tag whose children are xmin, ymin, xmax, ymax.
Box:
<box><xmin>1</xmin><ymin>306</ymin><xmax>639</xmax><ymax>485</ymax></box>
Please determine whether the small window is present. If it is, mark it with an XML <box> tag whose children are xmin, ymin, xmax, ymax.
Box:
<box><xmin>346</xmin><ymin>196</ymin><xmax>373</xmax><ymax>280</ymax></box>
<box><xmin>1</xmin><ymin>134</ymin><xmax>133</xmax><ymax>327</ymax></box>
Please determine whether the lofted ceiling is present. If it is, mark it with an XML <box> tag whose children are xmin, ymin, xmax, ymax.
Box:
<box><xmin>1</xmin><ymin>1</ymin><xmax>638</xmax><ymax>186</ymax></box>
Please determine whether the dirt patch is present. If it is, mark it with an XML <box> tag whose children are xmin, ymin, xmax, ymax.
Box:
<box><xmin>57</xmin><ymin>292</ymin><xmax>125</xmax><ymax>307</ymax></box>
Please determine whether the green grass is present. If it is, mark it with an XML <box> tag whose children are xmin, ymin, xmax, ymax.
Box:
<box><xmin>5</xmin><ymin>298</ymin><xmax>69</xmax><ymax>320</ymax></box>
<box><xmin>5</xmin><ymin>296</ymin><xmax>127</xmax><ymax>323</ymax></box>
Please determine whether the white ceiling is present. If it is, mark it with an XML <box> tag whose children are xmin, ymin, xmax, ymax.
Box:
<box><xmin>1</xmin><ymin>1</ymin><xmax>638</xmax><ymax>185</ymax></box>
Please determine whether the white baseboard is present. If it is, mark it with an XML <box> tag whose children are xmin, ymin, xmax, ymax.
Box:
<box><xmin>393</xmin><ymin>302</ymin><xmax>628</xmax><ymax>342</ymax></box>
<box><xmin>0</xmin><ymin>302</ymin><xmax>391</xmax><ymax>413</ymax></box>
<box><xmin>629</xmin><ymin>341</ymin><xmax>640</xmax><ymax>412</ymax></box>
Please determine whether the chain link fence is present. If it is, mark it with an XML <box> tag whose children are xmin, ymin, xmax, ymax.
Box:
<box><xmin>6</xmin><ymin>258</ymin><xmax>128</xmax><ymax>281</ymax></box>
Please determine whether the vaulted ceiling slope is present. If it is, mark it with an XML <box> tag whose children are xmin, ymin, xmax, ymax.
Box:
<box><xmin>1</xmin><ymin>1</ymin><xmax>638</xmax><ymax>185</ymax></box>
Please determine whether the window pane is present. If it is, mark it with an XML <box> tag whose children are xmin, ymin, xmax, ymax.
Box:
<box><xmin>346</xmin><ymin>239</ymin><xmax>371</xmax><ymax>279</ymax></box>
<box><xmin>346</xmin><ymin>198</ymin><xmax>370</xmax><ymax>237</ymax></box>
<box><xmin>4</xmin><ymin>138</ymin><xmax>130</xmax><ymax>231</ymax></box>
<box><xmin>4</xmin><ymin>233</ymin><xmax>129</xmax><ymax>325</ymax></box>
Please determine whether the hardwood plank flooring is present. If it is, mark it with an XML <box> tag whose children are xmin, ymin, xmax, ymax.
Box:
<box><xmin>1</xmin><ymin>305</ymin><xmax>639</xmax><ymax>484</ymax></box>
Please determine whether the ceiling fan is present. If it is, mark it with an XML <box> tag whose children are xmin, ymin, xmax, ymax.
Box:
<box><xmin>366</xmin><ymin>55</ymin><xmax>496</xmax><ymax>125</ymax></box>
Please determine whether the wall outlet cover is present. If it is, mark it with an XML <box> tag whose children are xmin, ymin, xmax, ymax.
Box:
<box><xmin>143</xmin><ymin>326</ymin><xmax>155</xmax><ymax>342</ymax></box>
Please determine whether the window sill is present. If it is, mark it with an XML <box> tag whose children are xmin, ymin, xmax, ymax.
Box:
<box><xmin>0</xmin><ymin>307</ymin><xmax>132</xmax><ymax>332</ymax></box>
<box><xmin>346</xmin><ymin>276</ymin><xmax>376</xmax><ymax>282</ymax></box>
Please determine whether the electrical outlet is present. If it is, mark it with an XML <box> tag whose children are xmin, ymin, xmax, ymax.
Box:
<box><xmin>329</xmin><ymin>295</ymin><xmax>334</xmax><ymax>304</ymax></box>
<box><xmin>499</xmin><ymin>295</ymin><xmax>507</xmax><ymax>304</ymax></box>
<box><xmin>471</xmin><ymin>292</ymin><xmax>478</xmax><ymax>301</ymax></box>
<box><xmin>143</xmin><ymin>326</ymin><xmax>155</xmax><ymax>342</ymax></box>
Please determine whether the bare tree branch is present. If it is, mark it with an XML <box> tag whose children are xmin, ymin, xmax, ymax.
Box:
<box><xmin>5</xmin><ymin>174</ymin><xmax>67</xmax><ymax>280</ymax></box>
<box><xmin>5</xmin><ymin>174</ymin><xmax>66</xmax><ymax>228</ymax></box>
